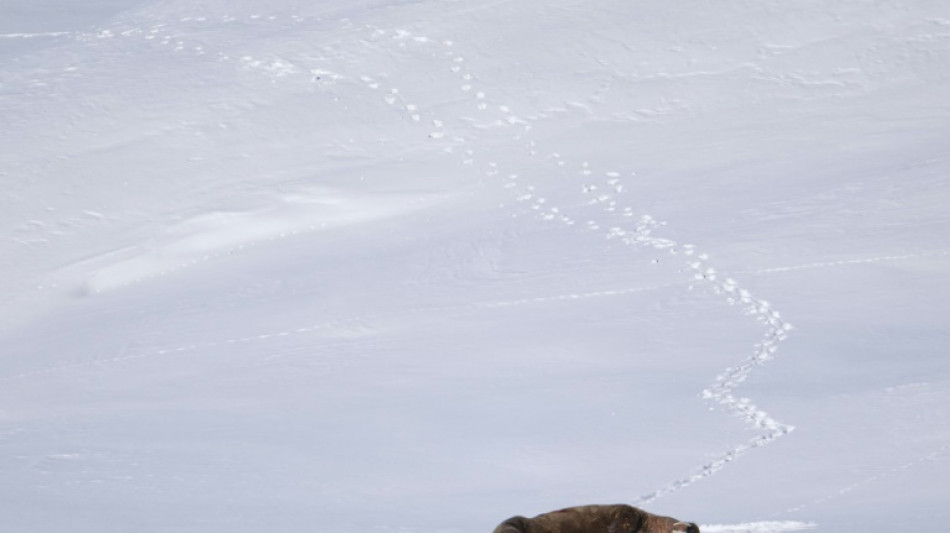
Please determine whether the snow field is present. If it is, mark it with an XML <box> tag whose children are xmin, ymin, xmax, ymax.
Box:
<box><xmin>2</xmin><ymin>1</ymin><xmax>950</xmax><ymax>532</ymax></box>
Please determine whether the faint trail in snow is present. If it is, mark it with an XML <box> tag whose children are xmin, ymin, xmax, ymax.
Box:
<box><xmin>0</xmin><ymin>32</ymin><xmax>72</xmax><ymax>39</ymax></box>
<box><xmin>471</xmin><ymin>285</ymin><xmax>676</xmax><ymax>309</ymax></box>
<box><xmin>776</xmin><ymin>443</ymin><xmax>950</xmax><ymax>516</ymax></box>
<box><xmin>700</xmin><ymin>522</ymin><xmax>816</xmax><ymax>533</ymax></box>
<box><xmin>747</xmin><ymin>249</ymin><xmax>950</xmax><ymax>275</ymax></box>
<box><xmin>0</xmin><ymin>316</ymin><xmax>357</xmax><ymax>382</ymax></box>
<box><xmin>0</xmin><ymin>284</ymin><xmax>670</xmax><ymax>381</ymax></box>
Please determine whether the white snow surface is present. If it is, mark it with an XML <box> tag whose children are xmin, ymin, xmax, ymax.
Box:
<box><xmin>2</xmin><ymin>1</ymin><xmax>950</xmax><ymax>532</ymax></box>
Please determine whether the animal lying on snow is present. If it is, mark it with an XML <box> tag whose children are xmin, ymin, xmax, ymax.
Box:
<box><xmin>493</xmin><ymin>504</ymin><xmax>699</xmax><ymax>533</ymax></box>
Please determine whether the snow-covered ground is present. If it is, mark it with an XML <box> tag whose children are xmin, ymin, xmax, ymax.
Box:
<box><xmin>2</xmin><ymin>1</ymin><xmax>949</xmax><ymax>532</ymax></box>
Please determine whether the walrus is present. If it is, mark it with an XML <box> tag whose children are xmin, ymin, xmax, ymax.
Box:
<box><xmin>492</xmin><ymin>504</ymin><xmax>699</xmax><ymax>533</ymax></box>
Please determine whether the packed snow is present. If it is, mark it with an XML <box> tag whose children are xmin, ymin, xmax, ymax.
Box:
<box><xmin>2</xmin><ymin>1</ymin><xmax>949</xmax><ymax>532</ymax></box>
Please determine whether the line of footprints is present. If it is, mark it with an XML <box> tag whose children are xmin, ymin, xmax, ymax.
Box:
<box><xmin>365</xmin><ymin>27</ymin><xmax>798</xmax><ymax>502</ymax></box>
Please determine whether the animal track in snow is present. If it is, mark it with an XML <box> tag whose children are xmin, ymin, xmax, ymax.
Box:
<box><xmin>408</xmin><ymin>35</ymin><xmax>798</xmax><ymax>505</ymax></box>
<box><xmin>17</xmin><ymin>17</ymin><xmax>436</xmax><ymax>90</ymax></box>
<box><xmin>498</xmin><ymin>148</ymin><xmax>796</xmax><ymax>504</ymax></box>
<box><xmin>570</xmin><ymin>162</ymin><xmax>796</xmax><ymax>504</ymax></box>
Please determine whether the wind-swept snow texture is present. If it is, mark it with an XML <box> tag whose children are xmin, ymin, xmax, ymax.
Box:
<box><xmin>2</xmin><ymin>1</ymin><xmax>950</xmax><ymax>532</ymax></box>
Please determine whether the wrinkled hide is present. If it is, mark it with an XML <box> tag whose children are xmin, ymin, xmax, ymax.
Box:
<box><xmin>493</xmin><ymin>504</ymin><xmax>699</xmax><ymax>533</ymax></box>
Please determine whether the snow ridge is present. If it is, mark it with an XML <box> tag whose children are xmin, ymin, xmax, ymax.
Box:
<box><xmin>750</xmin><ymin>249</ymin><xmax>950</xmax><ymax>275</ymax></box>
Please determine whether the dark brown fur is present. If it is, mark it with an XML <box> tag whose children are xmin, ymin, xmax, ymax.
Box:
<box><xmin>493</xmin><ymin>504</ymin><xmax>699</xmax><ymax>533</ymax></box>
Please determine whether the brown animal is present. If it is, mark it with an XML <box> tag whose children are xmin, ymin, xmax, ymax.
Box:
<box><xmin>493</xmin><ymin>504</ymin><xmax>699</xmax><ymax>533</ymax></box>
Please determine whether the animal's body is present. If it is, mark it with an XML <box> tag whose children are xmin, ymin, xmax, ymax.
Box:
<box><xmin>492</xmin><ymin>504</ymin><xmax>699</xmax><ymax>533</ymax></box>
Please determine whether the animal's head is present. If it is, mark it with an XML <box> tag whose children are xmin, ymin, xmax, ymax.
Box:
<box><xmin>492</xmin><ymin>516</ymin><xmax>530</xmax><ymax>533</ymax></box>
<box><xmin>639</xmin><ymin>511</ymin><xmax>701</xmax><ymax>533</ymax></box>
<box><xmin>672</xmin><ymin>522</ymin><xmax>700</xmax><ymax>533</ymax></box>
